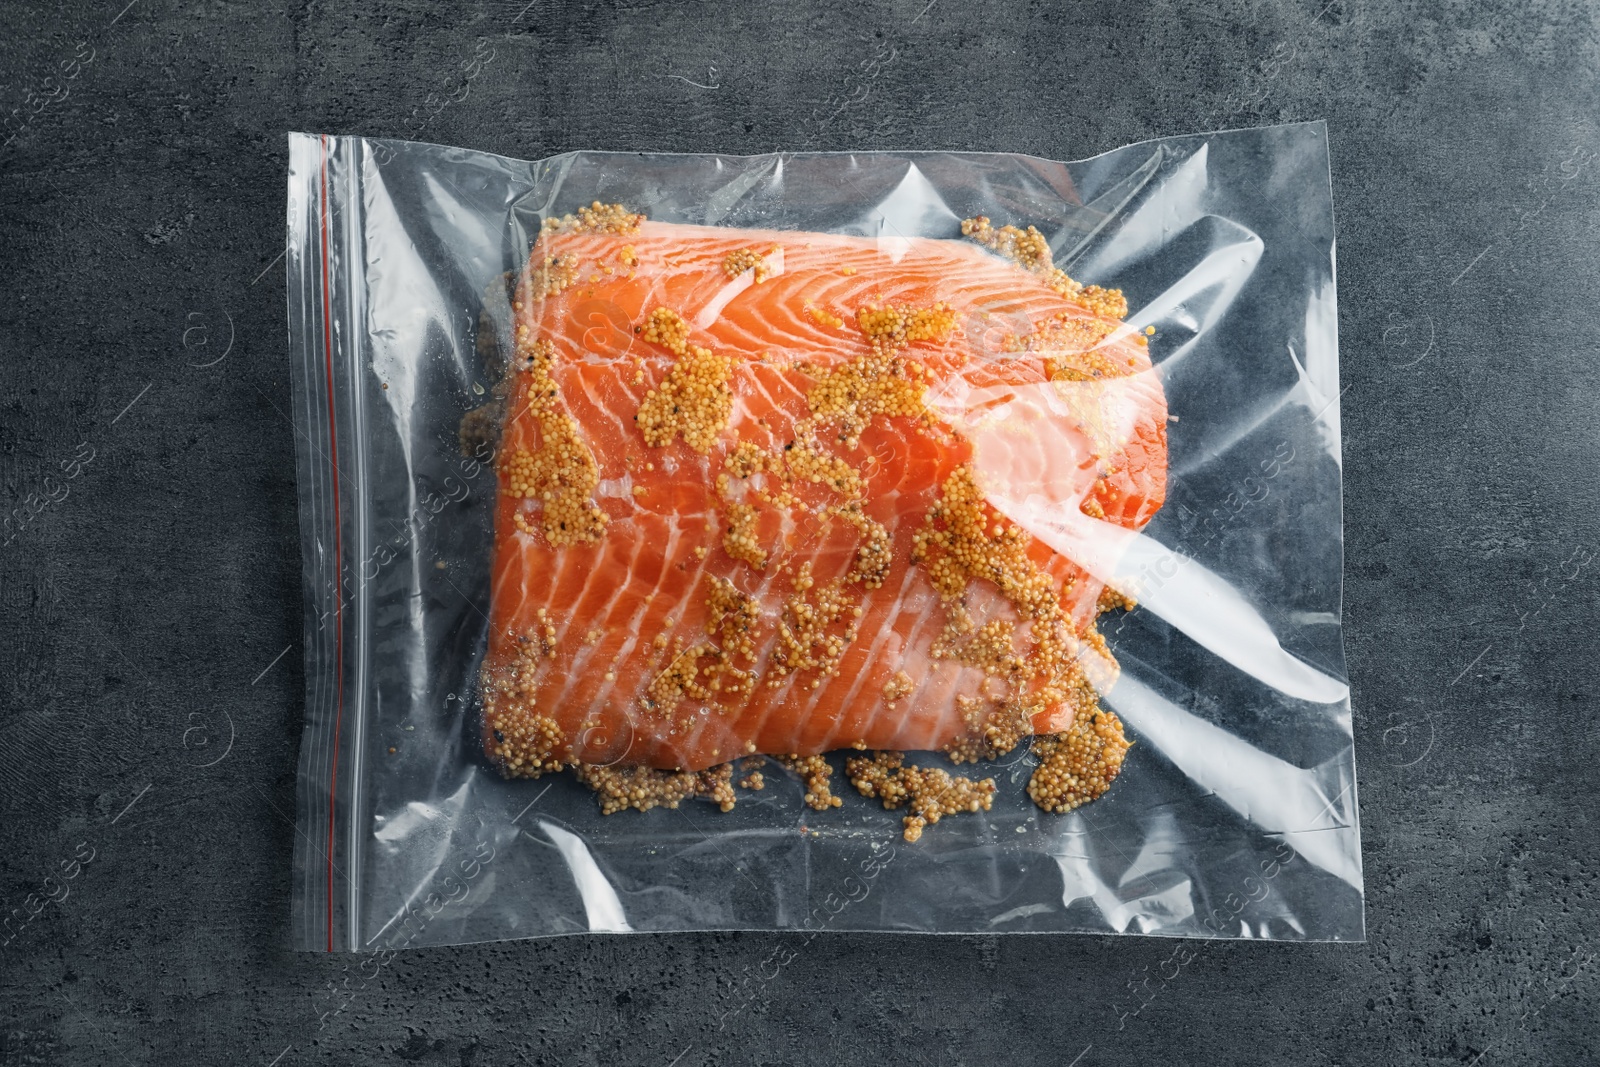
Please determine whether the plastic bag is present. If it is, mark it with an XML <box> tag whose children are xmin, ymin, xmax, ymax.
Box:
<box><xmin>285</xmin><ymin>123</ymin><xmax>1360</xmax><ymax>952</ymax></box>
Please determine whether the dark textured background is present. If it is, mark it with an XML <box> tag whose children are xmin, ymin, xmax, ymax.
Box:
<box><xmin>3</xmin><ymin>0</ymin><xmax>1598</xmax><ymax>1063</ymax></box>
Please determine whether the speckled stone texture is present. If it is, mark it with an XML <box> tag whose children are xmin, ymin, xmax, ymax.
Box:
<box><xmin>2</xmin><ymin>0</ymin><xmax>1597</xmax><ymax>1063</ymax></box>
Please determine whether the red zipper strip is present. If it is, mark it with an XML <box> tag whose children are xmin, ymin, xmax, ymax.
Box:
<box><xmin>319</xmin><ymin>135</ymin><xmax>346</xmax><ymax>953</ymax></box>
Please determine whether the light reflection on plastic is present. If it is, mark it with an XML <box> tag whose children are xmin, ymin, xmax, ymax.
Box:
<box><xmin>541</xmin><ymin>821</ymin><xmax>634</xmax><ymax>932</ymax></box>
<box><xmin>1102</xmin><ymin>672</ymin><xmax>1359</xmax><ymax>888</ymax></box>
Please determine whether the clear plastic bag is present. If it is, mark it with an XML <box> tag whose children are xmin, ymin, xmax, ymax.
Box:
<box><xmin>285</xmin><ymin>123</ymin><xmax>1360</xmax><ymax>953</ymax></box>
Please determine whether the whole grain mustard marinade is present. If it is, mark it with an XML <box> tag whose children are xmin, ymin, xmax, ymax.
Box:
<box><xmin>476</xmin><ymin>204</ymin><xmax>1165</xmax><ymax>839</ymax></box>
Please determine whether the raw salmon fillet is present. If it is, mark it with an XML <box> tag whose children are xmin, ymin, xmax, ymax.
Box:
<box><xmin>478</xmin><ymin>204</ymin><xmax>1167</xmax><ymax>808</ymax></box>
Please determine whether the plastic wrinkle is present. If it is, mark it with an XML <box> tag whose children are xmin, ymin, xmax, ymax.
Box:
<box><xmin>541</xmin><ymin>821</ymin><xmax>634</xmax><ymax>933</ymax></box>
<box><xmin>1102</xmin><ymin>673</ymin><xmax>1360</xmax><ymax>888</ymax></box>
<box><xmin>999</xmin><ymin>502</ymin><xmax>1348</xmax><ymax>705</ymax></box>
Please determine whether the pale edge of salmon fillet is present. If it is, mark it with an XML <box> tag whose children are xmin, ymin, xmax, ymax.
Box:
<box><xmin>465</xmin><ymin>203</ymin><xmax>1168</xmax><ymax>842</ymax></box>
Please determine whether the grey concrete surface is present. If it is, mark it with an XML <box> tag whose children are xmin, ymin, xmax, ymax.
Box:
<box><xmin>2</xmin><ymin>0</ymin><xmax>1598</xmax><ymax>1063</ymax></box>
